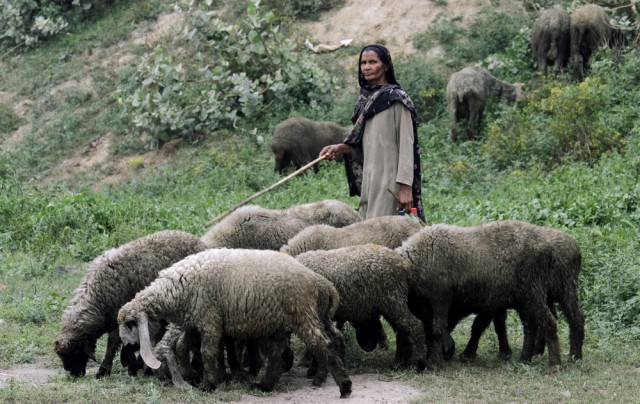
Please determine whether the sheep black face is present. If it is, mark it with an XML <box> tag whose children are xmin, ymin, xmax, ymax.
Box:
<box><xmin>54</xmin><ymin>338</ymin><xmax>97</xmax><ymax>377</ymax></box>
<box><xmin>353</xmin><ymin>317</ymin><xmax>384</xmax><ymax>352</ymax></box>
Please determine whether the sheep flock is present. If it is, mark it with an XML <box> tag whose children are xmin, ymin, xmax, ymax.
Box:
<box><xmin>54</xmin><ymin>198</ymin><xmax>585</xmax><ymax>398</ymax></box>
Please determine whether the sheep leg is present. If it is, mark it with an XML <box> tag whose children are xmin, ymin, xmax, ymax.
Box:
<box><xmin>532</xmin><ymin>301</ymin><xmax>556</xmax><ymax>356</ymax></box>
<box><xmin>251</xmin><ymin>330</ymin><xmax>288</xmax><ymax>392</ymax></box>
<box><xmin>522</xmin><ymin>294</ymin><xmax>561</xmax><ymax>368</ymax></box>
<box><xmin>96</xmin><ymin>329</ymin><xmax>120</xmax><ymax>378</ymax></box>
<box><xmin>426</xmin><ymin>304</ymin><xmax>448</xmax><ymax>370</ymax></box>
<box><xmin>246</xmin><ymin>338</ymin><xmax>263</xmax><ymax>377</ymax></box>
<box><xmin>224</xmin><ymin>336</ymin><xmax>241</xmax><ymax>373</ymax></box>
<box><xmin>198</xmin><ymin>329</ymin><xmax>223</xmax><ymax>392</ymax></box>
<box><xmin>449</xmin><ymin>104</ymin><xmax>459</xmax><ymax>142</ymax></box>
<box><xmin>380</xmin><ymin>302</ymin><xmax>427</xmax><ymax>372</ymax></box>
<box><xmin>559</xmin><ymin>292</ymin><xmax>585</xmax><ymax>360</ymax></box>
<box><xmin>297</xmin><ymin>321</ymin><xmax>352</xmax><ymax>398</ymax></box>
<box><xmin>459</xmin><ymin>312</ymin><xmax>493</xmax><ymax>360</ymax></box>
<box><xmin>492</xmin><ymin>310</ymin><xmax>512</xmax><ymax>360</ymax></box>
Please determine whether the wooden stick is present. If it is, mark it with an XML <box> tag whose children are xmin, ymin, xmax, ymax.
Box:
<box><xmin>205</xmin><ymin>155</ymin><xmax>328</xmax><ymax>227</ymax></box>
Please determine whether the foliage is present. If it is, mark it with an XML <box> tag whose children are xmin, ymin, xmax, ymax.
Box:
<box><xmin>0</xmin><ymin>102</ymin><xmax>23</xmax><ymax>136</ymax></box>
<box><xmin>413</xmin><ymin>7</ymin><xmax>531</xmax><ymax>70</ymax></box>
<box><xmin>0</xmin><ymin>0</ymin><xmax>124</xmax><ymax>48</ymax></box>
<box><xmin>115</xmin><ymin>0</ymin><xmax>337</xmax><ymax>148</ymax></box>
<box><xmin>483</xmin><ymin>49</ymin><xmax>639</xmax><ymax>170</ymax></box>
<box><xmin>394</xmin><ymin>55</ymin><xmax>449</xmax><ymax>122</ymax></box>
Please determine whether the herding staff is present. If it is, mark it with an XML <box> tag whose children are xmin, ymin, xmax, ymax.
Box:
<box><xmin>205</xmin><ymin>155</ymin><xmax>328</xmax><ymax>227</ymax></box>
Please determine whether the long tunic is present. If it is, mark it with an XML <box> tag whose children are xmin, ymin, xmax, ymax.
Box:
<box><xmin>359</xmin><ymin>102</ymin><xmax>415</xmax><ymax>219</ymax></box>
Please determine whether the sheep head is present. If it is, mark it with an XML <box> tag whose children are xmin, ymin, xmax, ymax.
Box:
<box><xmin>54</xmin><ymin>337</ymin><xmax>97</xmax><ymax>377</ymax></box>
<box><xmin>117</xmin><ymin>308</ymin><xmax>161</xmax><ymax>370</ymax></box>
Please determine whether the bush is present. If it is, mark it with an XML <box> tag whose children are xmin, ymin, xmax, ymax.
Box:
<box><xmin>483</xmin><ymin>76</ymin><xmax>627</xmax><ymax>170</ymax></box>
<box><xmin>0</xmin><ymin>0</ymin><xmax>118</xmax><ymax>48</ymax></box>
<box><xmin>115</xmin><ymin>0</ymin><xmax>337</xmax><ymax>147</ymax></box>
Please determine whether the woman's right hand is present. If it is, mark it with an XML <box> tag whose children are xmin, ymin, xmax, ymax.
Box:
<box><xmin>320</xmin><ymin>144</ymin><xmax>350</xmax><ymax>160</ymax></box>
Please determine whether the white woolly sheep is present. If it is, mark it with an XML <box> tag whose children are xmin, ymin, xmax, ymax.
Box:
<box><xmin>446</xmin><ymin>66</ymin><xmax>522</xmax><ymax>142</ymax></box>
<box><xmin>117</xmin><ymin>248</ymin><xmax>352</xmax><ymax>397</ymax></box>
<box><xmin>295</xmin><ymin>244</ymin><xmax>427</xmax><ymax>372</ymax></box>
<box><xmin>270</xmin><ymin>117</ymin><xmax>350</xmax><ymax>174</ymax></box>
<box><xmin>54</xmin><ymin>230</ymin><xmax>207</xmax><ymax>378</ymax></box>
<box><xmin>201</xmin><ymin>199</ymin><xmax>361</xmax><ymax>250</ymax></box>
<box><xmin>281</xmin><ymin>215</ymin><xmax>423</xmax><ymax>256</ymax></box>
<box><xmin>396</xmin><ymin>220</ymin><xmax>582</xmax><ymax>369</ymax></box>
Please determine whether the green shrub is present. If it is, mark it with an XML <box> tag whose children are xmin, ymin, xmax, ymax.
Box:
<box><xmin>115</xmin><ymin>0</ymin><xmax>337</xmax><ymax>147</ymax></box>
<box><xmin>483</xmin><ymin>76</ymin><xmax>627</xmax><ymax>170</ymax></box>
<box><xmin>394</xmin><ymin>55</ymin><xmax>448</xmax><ymax>123</ymax></box>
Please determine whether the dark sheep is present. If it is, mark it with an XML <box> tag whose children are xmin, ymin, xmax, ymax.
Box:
<box><xmin>270</xmin><ymin>117</ymin><xmax>350</xmax><ymax>174</ymax></box>
<box><xmin>446</xmin><ymin>66</ymin><xmax>523</xmax><ymax>142</ymax></box>
<box><xmin>570</xmin><ymin>4</ymin><xmax>626</xmax><ymax>81</ymax></box>
<box><xmin>449</xmin><ymin>225</ymin><xmax>584</xmax><ymax>363</ymax></box>
<box><xmin>396</xmin><ymin>220</ymin><xmax>582</xmax><ymax>370</ymax></box>
<box><xmin>531</xmin><ymin>8</ymin><xmax>571</xmax><ymax>75</ymax></box>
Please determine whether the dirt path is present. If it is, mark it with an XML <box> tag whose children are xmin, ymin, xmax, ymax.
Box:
<box><xmin>0</xmin><ymin>363</ymin><xmax>421</xmax><ymax>402</ymax></box>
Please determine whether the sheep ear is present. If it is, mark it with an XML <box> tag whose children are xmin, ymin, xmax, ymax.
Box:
<box><xmin>138</xmin><ymin>314</ymin><xmax>161</xmax><ymax>370</ymax></box>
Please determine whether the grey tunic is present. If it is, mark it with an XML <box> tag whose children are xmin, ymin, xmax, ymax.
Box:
<box><xmin>359</xmin><ymin>102</ymin><xmax>415</xmax><ymax>219</ymax></box>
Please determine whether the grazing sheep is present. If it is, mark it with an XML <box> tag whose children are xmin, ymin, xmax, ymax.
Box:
<box><xmin>448</xmin><ymin>225</ymin><xmax>584</xmax><ymax>362</ymax></box>
<box><xmin>531</xmin><ymin>8</ymin><xmax>571</xmax><ymax>75</ymax></box>
<box><xmin>201</xmin><ymin>200</ymin><xmax>361</xmax><ymax>250</ymax></box>
<box><xmin>396</xmin><ymin>220</ymin><xmax>580</xmax><ymax>369</ymax></box>
<box><xmin>281</xmin><ymin>215</ymin><xmax>423</xmax><ymax>256</ymax></box>
<box><xmin>117</xmin><ymin>249</ymin><xmax>352</xmax><ymax>397</ymax></box>
<box><xmin>295</xmin><ymin>244</ymin><xmax>427</xmax><ymax>372</ymax></box>
<box><xmin>271</xmin><ymin>117</ymin><xmax>350</xmax><ymax>174</ymax></box>
<box><xmin>570</xmin><ymin>4</ymin><xmax>626</xmax><ymax>81</ymax></box>
<box><xmin>446</xmin><ymin>66</ymin><xmax>522</xmax><ymax>142</ymax></box>
<box><xmin>54</xmin><ymin>230</ymin><xmax>207</xmax><ymax>378</ymax></box>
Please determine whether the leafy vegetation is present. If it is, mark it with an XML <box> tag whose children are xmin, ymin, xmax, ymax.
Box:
<box><xmin>1</xmin><ymin>0</ymin><xmax>640</xmax><ymax>401</ymax></box>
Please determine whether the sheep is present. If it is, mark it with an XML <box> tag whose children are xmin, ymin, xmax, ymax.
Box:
<box><xmin>281</xmin><ymin>215</ymin><xmax>423</xmax><ymax>354</ymax></box>
<box><xmin>295</xmin><ymin>244</ymin><xmax>427</xmax><ymax>372</ymax></box>
<box><xmin>446</xmin><ymin>66</ymin><xmax>523</xmax><ymax>142</ymax></box>
<box><xmin>448</xmin><ymin>225</ymin><xmax>584</xmax><ymax>363</ymax></box>
<box><xmin>117</xmin><ymin>248</ymin><xmax>352</xmax><ymax>397</ymax></box>
<box><xmin>54</xmin><ymin>230</ymin><xmax>207</xmax><ymax>378</ymax></box>
<box><xmin>531</xmin><ymin>8</ymin><xmax>571</xmax><ymax>75</ymax></box>
<box><xmin>396</xmin><ymin>220</ymin><xmax>582</xmax><ymax>369</ymax></box>
<box><xmin>201</xmin><ymin>199</ymin><xmax>361</xmax><ymax>250</ymax></box>
<box><xmin>270</xmin><ymin>117</ymin><xmax>350</xmax><ymax>174</ymax></box>
<box><xmin>570</xmin><ymin>4</ymin><xmax>626</xmax><ymax>81</ymax></box>
<box><xmin>281</xmin><ymin>215</ymin><xmax>423</xmax><ymax>256</ymax></box>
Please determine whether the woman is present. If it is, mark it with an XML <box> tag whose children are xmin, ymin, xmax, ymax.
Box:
<box><xmin>320</xmin><ymin>44</ymin><xmax>425</xmax><ymax>221</ymax></box>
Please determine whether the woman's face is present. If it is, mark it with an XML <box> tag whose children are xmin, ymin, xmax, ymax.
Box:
<box><xmin>360</xmin><ymin>50</ymin><xmax>388</xmax><ymax>87</ymax></box>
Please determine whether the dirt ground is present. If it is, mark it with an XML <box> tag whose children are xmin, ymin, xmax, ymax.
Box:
<box><xmin>0</xmin><ymin>360</ymin><xmax>421</xmax><ymax>403</ymax></box>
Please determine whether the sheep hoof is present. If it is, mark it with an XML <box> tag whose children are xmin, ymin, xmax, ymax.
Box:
<box><xmin>306</xmin><ymin>367</ymin><xmax>317</xmax><ymax>379</ymax></box>
<box><xmin>415</xmin><ymin>360</ymin><xmax>426</xmax><ymax>373</ymax></box>
<box><xmin>251</xmin><ymin>382</ymin><xmax>274</xmax><ymax>392</ymax></box>
<box><xmin>199</xmin><ymin>381</ymin><xmax>217</xmax><ymax>392</ymax></box>
<box><xmin>459</xmin><ymin>351</ymin><xmax>477</xmax><ymax>362</ymax></box>
<box><xmin>498</xmin><ymin>349</ymin><xmax>513</xmax><ymax>361</ymax></box>
<box><xmin>95</xmin><ymin>366</ymin><xmax>110</xmax><ymax>378</ymax></box>
<box><xmin>339</xmin><ymin>380</ymin><xmax>352</xmax><ymax>398</ymax></box>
